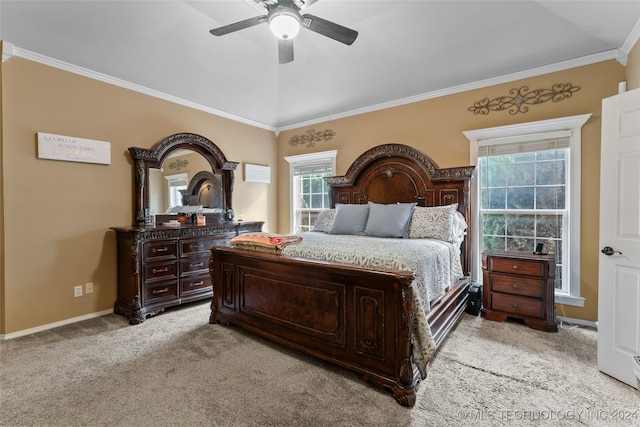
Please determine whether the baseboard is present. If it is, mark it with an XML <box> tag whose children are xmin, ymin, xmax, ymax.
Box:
<box><xmin>557</xmin><ymin>316</ymin><xmax>598</xmax><ymax>330</ymax></box>
<box><xmin>0</xmin><ymin>309</ymin><xmax>114</xmax><ymax>340</ymax></box>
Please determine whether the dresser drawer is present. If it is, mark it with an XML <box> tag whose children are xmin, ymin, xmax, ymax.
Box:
<box><xmin>492</xmin><ymin>293</ymin><xmax>543</xmax><ymax>319</ymax></box>
<box><xmin>181</xmin><ymin>239</ymin><xmax>216</xmax><ymax>256</ymax></box>
<box><xmin>144</xmin><ymin>241</ymin><xmax>178</xmax><ymax>261</ymax></box>
<box><xmin>144</xmin><ymin>281</ymin><xmax>178</xmax><ymax>304</ymax></box>
<box><xmin>489</xmin><ymin>257</ymin><xmax>547</xmax><ymax>277</ymax></box>
<box><xmin>181</xmin><ymin>274</ymin><xmax>212</xmax><ymax>296</ymax></box>
<box><xmin>491</xmin><ymin>273</ymin><xmax>544</xmax><ymax>298</ymax></box>
<box><xmin>181</xmin><ymin>236</ymin><xmax>234</xmax><ymax>256</ymax></box>
<box><xmin>180</xmin><ymin>256</ymin><xmax>209</xmax><ymax>274</ymax></box>
<box><xmin>144</xmin><ymin>262</ymin><xmax>178</xmax><ymax>282</ymax></box>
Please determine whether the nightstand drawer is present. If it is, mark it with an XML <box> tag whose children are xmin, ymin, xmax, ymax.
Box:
<box><xmin>491</xmin><ymin>274</ymin><xmax>543</xmax><ymax>298</ymax></box>
<box><xmin>489</xmin><ymin>257</ymin><xmax>547</xmax><ymax>277</ymax></box>
<box><xmin>492</xmin><ymin>293</ymin><xmax>542</xmax><ymax>318</ymax></box>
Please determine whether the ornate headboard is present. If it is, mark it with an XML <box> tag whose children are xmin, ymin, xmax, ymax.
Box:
<box><xmin>325</xmin><ymin>144</ymin><xmax>476</xmax><ymax>275</ymax></box>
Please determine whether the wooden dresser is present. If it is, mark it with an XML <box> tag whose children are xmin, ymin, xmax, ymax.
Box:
<box><xmin>482</xmin><ymin>250</ymin><xmax>557</xmax><ymax>332</ymax></box>
<box><xmin>111</xmin><ymin>221</ymin><xmax>263</xmax><ymax>324</ymax></box>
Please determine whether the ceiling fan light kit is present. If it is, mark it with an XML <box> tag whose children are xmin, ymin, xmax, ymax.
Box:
<box><xmin>209</xmin><ymin>0</ymin><xmax>358</xmax><ymax>64</ymax></box>
<box><xmin>269</xmin><ymin>10</ymin><xmax>301</xmax><ymax>39</ymax></box>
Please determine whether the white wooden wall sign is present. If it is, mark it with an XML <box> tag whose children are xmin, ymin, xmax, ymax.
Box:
<box><xmin>244</xmin><ymin>163</ymin><xmax>270</xmax><ymax>183</ymax></box>
<box><xmin>37</xmin><ymin>132</ymin><xmax>111</xmax><ymax>165</ymax></box>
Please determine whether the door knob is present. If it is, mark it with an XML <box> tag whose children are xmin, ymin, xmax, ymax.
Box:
<box><xmin>601</xmin><ymin>246</ymin><xmax>622</xmax><ymax>256</ymax></box>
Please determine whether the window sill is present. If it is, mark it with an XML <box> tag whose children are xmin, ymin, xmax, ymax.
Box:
<box><xmin>555</xmin><ymin>293</ymin><xmax>585</xmax><ymax>307</ymax></box>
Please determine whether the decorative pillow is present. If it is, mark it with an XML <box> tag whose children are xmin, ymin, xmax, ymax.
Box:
<box><xmin>312</xmin><ymin>209</ymin><xmax>335</xmax><ymax>233</ymax></box>
<box><xmin>364</xmin><ymin>202</ymin><xmax>417</xmax><ymax>238</ymax></box>
<box><xmin>329</xmin><ymin>204</ymin><xmax>370</xmax><ymax>235</ymax></box>
<box><xmin>408</xmin><ymin>204</ymin><xmax>458</xmax><ymax>242</ymax></box>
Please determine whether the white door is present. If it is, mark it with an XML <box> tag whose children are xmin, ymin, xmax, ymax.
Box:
<box><xmin>597</xmin><ymin>87</ymin><xmax>640</xmax><ymax>389</ymax></box>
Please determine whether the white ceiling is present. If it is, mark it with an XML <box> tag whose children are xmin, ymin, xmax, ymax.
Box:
<box><xmin>1</xmin><ymin>1</ymin><xmax>639</xmax><ymax>132</ymax></box>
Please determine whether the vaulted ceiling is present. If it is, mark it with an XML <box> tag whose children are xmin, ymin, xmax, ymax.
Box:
<box><xmin>1</xmin><ymin>1</ymin><xmax>639</xmax><ymax>132</ymax></box>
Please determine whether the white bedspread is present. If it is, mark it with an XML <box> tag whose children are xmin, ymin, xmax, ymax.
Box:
<box><xmin>281</xmin><ymin>232</ymin><xmax>464</xmax><ymax>378</ymax></box>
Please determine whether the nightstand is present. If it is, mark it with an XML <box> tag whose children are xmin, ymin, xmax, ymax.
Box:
<box><xmin>482</xmin><ymin>250</ymin><xmax>557</xmax><ymax>332</ymax></box>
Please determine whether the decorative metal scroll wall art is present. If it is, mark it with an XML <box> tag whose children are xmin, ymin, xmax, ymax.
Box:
<box><xmin>468</xmin><ymin>83</ymin><xmax>580</xmax><ymax>115</ymax></box>
<box><xmin>168</xmin><ymin>159</ymin><xmax>189</xmax><ymax>171</ymax></box>
<box><xmin>288</xmin><ymin>129</ymin><xmax>336</xmax><ymax>147</ymax></box>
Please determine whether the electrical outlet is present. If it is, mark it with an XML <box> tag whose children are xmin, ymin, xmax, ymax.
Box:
<box><xmin>85</xmin><ymin>282</ymin><xmax>94</xmax><ymax>294</ymax></box>
<box><xmin>74</xmin><ymin>285</ymin><xmax>83</xmax><ymax>297</ymax></box>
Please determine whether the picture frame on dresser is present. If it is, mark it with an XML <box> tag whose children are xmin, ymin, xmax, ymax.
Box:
<box><xmin>110</xmin><ymin>133</ymin><xmax>263</xmax><ymax>324</ymax></box>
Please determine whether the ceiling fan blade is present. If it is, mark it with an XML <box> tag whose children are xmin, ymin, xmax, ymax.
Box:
<box><xmin>302</xmin><ymin>14</ymin><xmax>358</xmax><ymax>45</ymax></box>
<box><xmin>279</xmin><ymin>38</ymin><xmax>294</xmax><ymax>64</ymax></box>
<box><xmin>299</xmin><ymin>0</ymin><xmax>319</xmax><ymax>9</ymax></box>
<box><xmin>209</xmin><ymin>16</ymin><xmax>267</xmax><ymax>36</ymax></box>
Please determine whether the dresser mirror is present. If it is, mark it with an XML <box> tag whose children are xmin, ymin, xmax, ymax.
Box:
<box><xmin>129</xmin><ymin>133</ymin><xmax>238</xmax><ymax>226</ymax></box>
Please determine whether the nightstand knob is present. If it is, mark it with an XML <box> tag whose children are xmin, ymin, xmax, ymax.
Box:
<box><xmin>513</xmin><ymin>283</ymin><xmax>519</xmax><ymax>289</ymax></box>
<box><xmin>512</xmin><ymin>265</ymin><xmax>519</xmax><ymax>270</ymax></box>
<box><xmin>513</xmin><ymin>303</ymin><xmax>519</xmax><ymax>308</ymax></box>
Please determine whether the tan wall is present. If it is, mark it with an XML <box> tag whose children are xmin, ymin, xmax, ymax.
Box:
<box><xmin>0</xmin><ymin>57</ymin><xmax>277</xmax><ymax>334</ymax></box>
<box><xmin>1</xmin><ymin>38</ymin><xmax>636</xmax><ymax>334</ymax></box>
<box><xmin>277</xmin><ymin>60</ymin><xmax>626</xmax><ymax>322</ymax></box>
<box><xmin>626</xmin><ymin>38</ymin><xmax>640</xmax><ymax>90</ymax></box>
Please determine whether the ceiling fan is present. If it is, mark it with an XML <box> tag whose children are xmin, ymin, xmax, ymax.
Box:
<box><xmin>209</xmin><ymin>0</ymin><xmax>358</xmax><ymax>64</ymax></box>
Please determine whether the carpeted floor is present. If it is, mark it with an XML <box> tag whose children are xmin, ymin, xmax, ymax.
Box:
<box><xmin>0</xmin><ymin>301</ymin><xmax>637</xmax><ymax>427</ymax></box>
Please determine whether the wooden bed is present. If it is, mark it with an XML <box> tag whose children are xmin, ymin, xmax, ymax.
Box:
<box><xmin>209</xmin><ymin>144</ymin><xmax>475</xmax><ymax>407</ymax></box>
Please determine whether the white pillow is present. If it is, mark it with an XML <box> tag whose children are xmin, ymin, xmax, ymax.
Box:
<box><xmin>313</xmin><ymin>209</ymin><xmax>335</xmax><ymax>233</ymax></box>
<box><xmin>408</xmin><ymin>204</ymin><xmax>458</xmax><ymax>242</ymax></box>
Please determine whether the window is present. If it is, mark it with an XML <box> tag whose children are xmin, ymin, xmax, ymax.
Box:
<box><xmin>465</xmin><ymin>114</ymin><xmax>591</xmax><ymax>307</ymax></box>
<box><xmin>165</xmin><ymin>173</ymin><xmax>188</xmax><ymax>210</ymax></box>
<box><xmin>479</xmin><ymin>138</ymin><xmax>569</xmax><ymax>291</ymax></box>
<box><xmin>285</xmin><ymin>150</ymin><xmax>337</xmax><ymax>233</ymax></box>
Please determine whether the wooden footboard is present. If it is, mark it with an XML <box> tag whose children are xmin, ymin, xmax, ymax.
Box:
<box><xmin>209</xmin><ymin>247</ymin><xmax>469</xmax><ymax>407</ymax></box>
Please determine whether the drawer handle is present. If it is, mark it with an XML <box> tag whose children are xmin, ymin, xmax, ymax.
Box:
<box><xmin>513</xmin><ymin>303</ymin><xmax>519</xmax><ymax>309</ymax></box>
<box><xmin>512</xmin><ymin>283</ymin><xmax>519</xmax><ymax>289</ymax></box>
<box><xmin>189</xmin><ymin>281</ymin><xmax>204</xmax><ymax>287</ymax></box>
<box><xmin>152</xmin><ymin>287</ymin><xmax>169</xmax><ymax>295</ymax></box>
<box><xmin>512</xmin><ymin>265</ymin><xmax>519</xmax><ymax>270</ymax></box>
<box><xmin>190</xmin><ymin>262</ymin><xmax>204</xmax><ymax>268</ymax></box>
<box><xmin>152</xmin><ymin>267</ymin><xmax>169</xmax><ymax>274</ymax></box>
<box><xmin>152</xmin><ymin>247</ymin><xmax>168</xmax><ymax>253</ymax></box>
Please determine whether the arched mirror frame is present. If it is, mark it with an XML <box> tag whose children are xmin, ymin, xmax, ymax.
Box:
<box><xmin>129</xmin><ymin>133</ymin><xmax>238</xmax><ymax>226</ymax></box>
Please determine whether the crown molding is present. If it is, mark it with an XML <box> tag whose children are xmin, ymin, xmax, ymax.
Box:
<box><xmin>618</xmin><ymin>17</ymin><xmax>640</xmax><ymax>66</ymax></box>
<box><xmin>2</xmin><ymin>41</ymin><xmax>14</xmax><ymax>62</ymax></box>
<box><xmin>276</xmin><ymin>50</ymin><xmax>618</xmax><ymax>133</ymax></box>
<box><xmin>5</xmin><ymin>44</ymin><xmax>276</xmax><ymax>132</ymax></box>
<box><xmin>2</xmin><ymin>42</ymin><xmax>620</xmax><ymax>135</ymax></box>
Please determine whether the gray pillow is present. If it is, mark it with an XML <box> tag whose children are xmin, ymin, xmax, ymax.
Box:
<box><xmin>329</xmin><ymin>204</ymin><xmax>370</xmax><ymax>235</ymax></box>
<box><xmin>364</xmin><ymin>202</ymin><xmax>417</xmax><ymax>238</ymax></box>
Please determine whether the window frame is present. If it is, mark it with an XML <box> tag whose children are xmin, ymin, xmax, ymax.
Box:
<box><xmin>284</xmin><ymin>150</ymin><xmax>338</xmax><ymax>233</ymax></box>
<box><xmin>464</xmin><ymin>114</ymin><xmax>591</xmax><ymax>307</ymax></box>
<box><xmin>165</xmin><ymin>173</ymin><xmax>188</xmax><ymax>210</ymax></box>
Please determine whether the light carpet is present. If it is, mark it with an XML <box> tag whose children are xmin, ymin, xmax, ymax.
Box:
<box><xmin>0</xmin><ymin>301</ymin><xmax>638</xmax><ymax>427</ymax></box>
